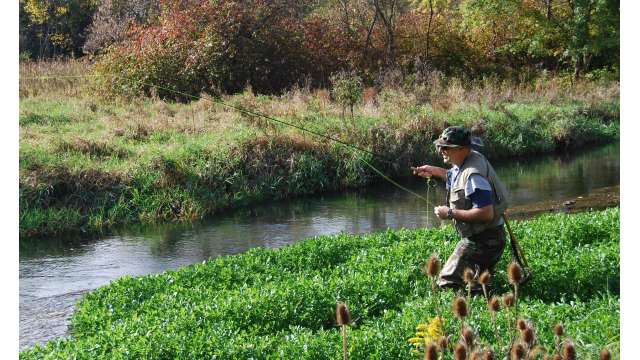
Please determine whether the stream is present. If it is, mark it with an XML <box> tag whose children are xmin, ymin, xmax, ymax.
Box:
<box><xmin>19</xmin><ymin>143</ymin><xmax>619</xmax><ymax>350</ymax></box>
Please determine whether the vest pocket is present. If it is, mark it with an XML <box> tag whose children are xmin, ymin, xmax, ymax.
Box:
<box><xmin>450</xmin><ymin>188</ymin><xmax>473</xmax><ymax>237</ymax></box>
<box><xmin>449</xmin><ymin>188</ymin><xmax>470</xmax><ymax>210</ymax></box>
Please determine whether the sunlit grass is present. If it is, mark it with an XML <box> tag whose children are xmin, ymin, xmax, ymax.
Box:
<box><xmin>19</xmin><ymin>60</ymin><xmax>620</xmax><ymax>238</ymax></box>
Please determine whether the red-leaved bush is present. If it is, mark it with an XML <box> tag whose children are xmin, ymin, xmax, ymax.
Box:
<box><xmin>94</xmin><ymin>0</ymin><xmax>479</xmax><ymax>98</ymax></box>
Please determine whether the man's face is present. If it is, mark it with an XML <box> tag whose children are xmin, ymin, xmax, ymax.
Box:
<box><xmin>438</xmin><ymin>145</ymin><xmax>457</xmax><ymax>164</ymax></box>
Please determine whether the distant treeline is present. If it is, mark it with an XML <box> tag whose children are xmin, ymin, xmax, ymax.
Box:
<box><xmin>20</xmin><ymin>0</ymin><xmax>619</xmax><ymax>95</ymax></box>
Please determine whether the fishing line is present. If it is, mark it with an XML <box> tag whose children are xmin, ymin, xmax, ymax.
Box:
<box><xmin>23</xmin><ymin>72</ymin><xmax>434</xmax><ymax>203</ymax></box>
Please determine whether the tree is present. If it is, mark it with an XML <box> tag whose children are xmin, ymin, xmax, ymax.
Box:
<box><xmin>566</xmin><ymin>0</ymin><xmax>619</xmax><ymax>78</ymax></box>
<box><xmin>20</xmin><ymin>0</ymin><xmax>98</xmax><ymax>59</ymax></box>
<box><xmin>82</xmin><ymin>0</ymin><xmax>161</xmax><ymax>55</ymax></box>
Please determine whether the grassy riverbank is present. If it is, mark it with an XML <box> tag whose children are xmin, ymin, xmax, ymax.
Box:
<box><xmin>20</xmin><ymin>208</ymin><xmax>619</xmax><ymax>358</ymax></box>
<box><xmin>19</xmin><ymin>61</ymin><xmax>620</xmax><ymax>239</ymax></box>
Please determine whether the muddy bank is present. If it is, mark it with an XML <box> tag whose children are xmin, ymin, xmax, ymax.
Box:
<box><xmin>508</xmin><ymin>185</ymin><xmax>619</xmax><ymax>220</ymax></box>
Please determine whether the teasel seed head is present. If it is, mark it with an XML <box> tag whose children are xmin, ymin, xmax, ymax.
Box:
<box><xmin>470</xmin><ymin>351</ymin><xmax>481</xmax><ymax>360</ymax></box>
<box><xmin>484</xmin><ymin>350</ymin><xmax>495</xmax><ymax>360</ymax></box>
<box><xmin>563</xmin><ymin>341</ymin><xmax>576</xmax><ymax>360</ymax></box>
<box><xmin>508</xmin><ymin>262</ymin><xmax>523</xmax><ymax>285</ymax></box>
<box><xmin>426</xmin><ymin>343</ymin><xmax>438</xmax><ymax>360</ymax></box>
<box><xmin>600</xmin><ymin>348</ymin><xmax>611</xmax><ymax>360</ymax></box>
<box><xmin>453</xmin><ymin>297</ymin><xmax>468</xmax><ymax>318</ymax></box>
<box><xmin>454</xmin><ymin>343</ymin><xmax>467</xmax><ymax>360</ymax></box>
<box><xmin>522</xmin><ymin>327</ymin><xmax>535</xmax><ymax>347</ymax></box>
<box><xmin>553</xmin><ymin>324</ymin><xmax>564</xmax><ymax>337</ymax></box>
<box><xmin>336</xmin><ymin>302</ymin><xmax>351</xmax><ymax>326</ymax></box>
<box><xmin>511</xmin><ymin>343</ymin><xmax>525</xmax><ymax>359</ymax></box>
<box><xmin>503</xmin><ymin>293</ymin><xmax>515</xmax><ymax>308</ymax></box>
<box><xmin>489</xmin><ymin>297</ymin><xmax>501</xmax><ymax>312</ymax></box>
<box><xmin>517</xmin><ymin>319</ymin><xmax>527</xmax><ymax>331</ymax></box>
<box><xmin>427</xmin><ymin>255</ymin><xmax>441</xmax><ymax>278</ymax></box>
<box><xmin>462</xmin><ymin>327</ymin><xmax>474</xmax><ymax>348</ymax></box>
<box><xmin>438</xmin><ymin>336</ymin><xmax>449</xmax><ymax>352</ymax></box>
<box><xmin>479</xmin><ymin>270</ymin><xmax>491</xmax><ymax>285</ymax></box>
<box><xmin>463</xmin><ymin>267</ymin><xmax>475</xmax><ymax>284</ymax></box>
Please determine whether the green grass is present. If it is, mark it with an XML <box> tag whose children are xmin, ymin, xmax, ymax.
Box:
<box><xmin>19</xmin><ymin>65</ymin><xmax>620</xmax><ymax>238</ymax></box>
<box><xmin>20</xmin><ymin>208</ymin><xmax>620</xmax><ymax>359</ymax></box>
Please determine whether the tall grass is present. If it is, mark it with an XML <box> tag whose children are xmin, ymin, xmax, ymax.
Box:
<box><xmin>19</xmin><ymin>60</ymin><xmax>620</xmax><ymax>238</ymax></box>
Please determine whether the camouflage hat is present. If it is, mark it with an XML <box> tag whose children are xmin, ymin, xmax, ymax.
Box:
<box><xmin>434</xmin><ymin>126</ymin><xmax>471</xmax><ymax>148</ymax></box>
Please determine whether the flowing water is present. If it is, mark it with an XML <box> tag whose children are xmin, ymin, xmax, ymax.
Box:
<box><xmin>19</xmin><ymin>143</ymin><xmax>619</xmax><ymax>350</ymax></box>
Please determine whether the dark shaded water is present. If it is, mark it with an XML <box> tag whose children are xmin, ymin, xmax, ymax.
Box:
<box><xmin>19</xmin><ymin>143</ymin><xmax>619</xmax><ymax>350</ymax></box>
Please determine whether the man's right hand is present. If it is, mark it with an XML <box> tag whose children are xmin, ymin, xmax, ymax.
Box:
<box><xmin>411</xmin><ymin>165</ymin><xmax>435</xmax><ymax>178</ymax></box>
<box><xmin>411</xmin><ymin>165</ymin><xmax>446</xmax><ymax>180</ymax></box>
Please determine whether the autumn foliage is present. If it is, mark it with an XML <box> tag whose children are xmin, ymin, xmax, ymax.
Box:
<box><xmin>90</xmin><ymin>0</ymin><xmax>619</xmax><ymax>98</ymax></box>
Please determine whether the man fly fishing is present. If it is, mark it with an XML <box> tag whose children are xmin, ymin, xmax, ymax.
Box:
<box><xmin>412</xmin><ymin>126</ymin><xmax>510</xmax><ymax>292</ymax></box>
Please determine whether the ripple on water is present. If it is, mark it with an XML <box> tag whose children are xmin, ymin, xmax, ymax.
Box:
<box><xmin>19</xmin><ymin>291</ymin><xmax>86</xmax><ymax>350</ymax></box>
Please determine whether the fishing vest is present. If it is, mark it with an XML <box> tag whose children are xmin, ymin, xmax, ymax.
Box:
<box><xmin>446</xmin><ymin>150</ymin><xmax>510</xmax><ymax>238</ymax></box>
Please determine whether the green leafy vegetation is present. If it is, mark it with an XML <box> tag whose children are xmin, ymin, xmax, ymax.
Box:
<box><xmin>20</xmin><ymin>208</ymin><xmax>619</xmax><ymax>359</ymax></box>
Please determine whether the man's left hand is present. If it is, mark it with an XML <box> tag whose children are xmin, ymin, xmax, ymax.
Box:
<box><xmin>434</xmin><ymin>206</ymin><xmax>450</xmax><ymax>220</ymax></box>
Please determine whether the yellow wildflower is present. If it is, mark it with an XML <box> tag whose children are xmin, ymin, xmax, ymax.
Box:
<box><xmin>425</xmin><ymin>316</ymin><xmax>444</xmax><ymax>342</ymax></box>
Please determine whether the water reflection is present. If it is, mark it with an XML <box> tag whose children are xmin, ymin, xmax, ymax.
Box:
<box><xmin>19</xmin><ymin>143</ymin><xmax>619</xmax><ymax>350</ymax></box>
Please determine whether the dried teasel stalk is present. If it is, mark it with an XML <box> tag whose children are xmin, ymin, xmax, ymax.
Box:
<box><xmin>336</xmin><ymin>302</ymin><xmax>351</xmax><ymax>360</ymax></box>
<box><xmin>553</xmin><ymin>324</ymin><xmax>564</xmax><ymax>353</ymax></box>
<box><xmin>479</xmin><ymin>270</ymin><xmax>491</xmax><ymax>286</ymax></box>
<box><xmin>553</xmin><ymin>324</ymin><xmax>564</xmax><ymax>337</ymax></box>
<box><xmin>464</xmin><ymin>267</ymin><xmax>476</xmax><ymax>284</ymax></box>
<box><xmin>479</xmin><ymin>270</ymin><xmax>491</xmax><ymax>301</ymax></box>
<box><xmin>425</xmin><ymin>343</ymin><xmax>438</xmax><ymax>360</ymax></box>
<box><xmin>511</xmin><ymin>342</ymin><xmax>525</xmax><ymax>360</ymax></box>
<box><xmin>453</xmin><ymin>296</ymin><xmax>468</xmax><ymax>333</ymax></box>
<box><xmin>517</xmin><ymin>319</ymin><xmax>527</xmax><ymax>332</ymax></box>
<box><xmin>563</xmin><ymin>341</ymin><xmax>576</xmax><ymax>360</ymax></box>
<box><xmin>454</xmin><ymin>343</ymin><xmax>467</xmax><ymax>360</ymax></box>
<box><xmin>508</xmin><ymin>262</ymin><xmax>523</xmax><ymax>326</ymax></box>
<box><xmin>489</xmin><ymin>297</ymin><xmax>500</xmax><ymax>312</ymax></box>
<box><xmin>504</xmin><ymin>293</ymin><xmax>515</xmax><ymax>308</ymax></box>
<box><xmin>522</xmin><ymin>327</ymin><xmax>535</xmax><ymax>347</ymax></box>
<box><xmin>503</xmin><ymin>293</ymin><xmax>515</xmax><ymax>341</ymax></box>
<box><xmin>463</xmin><ymin>267</ymin><xmax>476</xmax><ymax>304</ymax></box>
<box><xmin>508</xmin><ymin>262</ymin><xmax>523</xmax><ymax>285</ymax></box>
<box><xmin>453</xmin><ymin>297</ymin><xmax>468</xmax><ymax>319</ymax></box>
<box><xmin>438</xmin><ymin>336</ymin><xmax>449</xmax><ymax>352</ymax></box>
<box><xmin>336</xmin><ymin>302</ymin><xmax>351</xmax><ymax>326</ymax></box>
<box><xmin>484</xmin><ymin>349</ymin><xmax>495</xmax><ymax>360</ymax></box>
<box><xmin>462</xmin><ymin>327</ymin><xmax>474</xmax><ymax>349</ymax></box>
<box><xmin>426</xmin><ymin>255</ymin><xmax>441</xmax><ymax>278</ymax></box>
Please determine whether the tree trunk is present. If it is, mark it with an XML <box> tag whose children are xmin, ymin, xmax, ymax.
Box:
<box><xmin>373</xmin><ymin>0</ymin><xmax>397</xmax><ymax>67</ymax></box>
<box><xmin>362</xmin><ymin>12</ymin><xmax>378</xmax><ymax>64</ymax></box>
<box><xmin>573</xmin><ymin>55</ymin><xmax>583</xmax><ymax>80</ymax></box>
<box><xmin>426</xmin><ymin>0</ymin><xmax>434</xmax><ymax>60</ymax></box>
